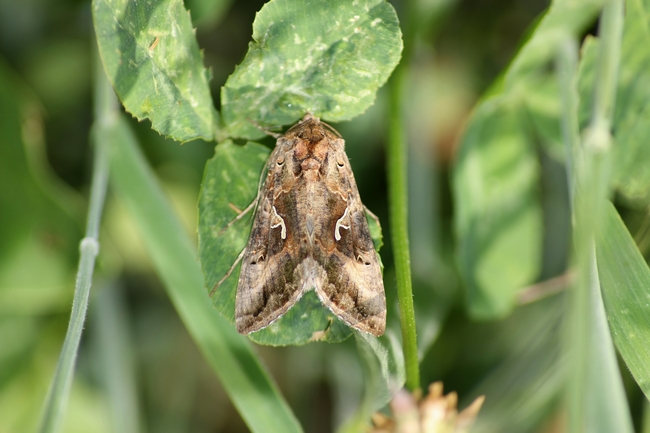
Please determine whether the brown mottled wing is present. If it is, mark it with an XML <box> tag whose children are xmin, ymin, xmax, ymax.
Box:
<box><xmin>235</xmin><ymin>146</ymin><xmax>303</xmax><ymax>334</ymax></box>
<box><xmin>314</xmin><ymin>148</ymin><xmax>386</xmax><ymax>336</ymax></box>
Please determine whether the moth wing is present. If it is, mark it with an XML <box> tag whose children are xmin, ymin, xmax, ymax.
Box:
<box><xmin>235</xmin><ymin>184</ymin><xmax>303</xmax><ymax>334</ymax></box>
<box><xmin>314</xmin><ymin>192</ymin><xmax>386</xmax><ymax>337</ymax></box>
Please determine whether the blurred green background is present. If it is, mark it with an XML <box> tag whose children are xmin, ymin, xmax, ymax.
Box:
<box><xmin>1</xmin><ymin>0</ymin><xmax>646</xmax><ymax>432</ymax></box>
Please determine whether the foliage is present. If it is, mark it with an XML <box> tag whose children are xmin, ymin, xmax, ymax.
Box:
<box><xmin>2</xmin><ymin>0</ymin><xmax>650</xmax><ymax>431</ymax></box>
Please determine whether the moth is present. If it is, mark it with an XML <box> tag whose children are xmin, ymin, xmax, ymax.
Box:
<box><xmin>223</xmin><ymin>114</ymin><xmax>386</xmax><ymax>337</ymax></box>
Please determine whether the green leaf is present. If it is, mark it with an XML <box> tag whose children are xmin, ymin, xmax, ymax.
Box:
<box><xmin>521</xmin><ymin>73</ymin><xmax>565</xmax><ymax>160</ymax></box>
<box><xmin>453</xmin><ymin>97</ymin><xmax>542</xmax><ymax>318</ymax></box>
<box><xmin>220</xmin><ymin>0</ymin><xmax>403</xmax><ymax>139</ymax></box>
<box><xmin>108</xmin><ymin>117</ymin><xmax>302</xmax><ymax>433</ymax></box>
<box><xmin>198</xmin><ymin>140</ymin><xmax>267</xmax><ymax>320</ymax></box>
<box><xmin>366</xmin><ymin>210</ymin><xmax>383</xmax><ymax>252</ymax></box>
<box><xmin>93</xmin><ymin>0</ymin><xmax>219</xmax><ymax>142</ymax></box>
<box><xmin>247</xmin><ymin>291</ymin><xmax>354</xmax><ymax>346</ymax></box>
<box><xmin>597</xmin><ymin>202</ymin><xmax>650</xmax><ymax>400</ymax></box>
<box><xmin>452</xmin><ymin>0</ymin><xmax>605</xmax><ymax>319</ymax></box>
<box><xmin>198</xmin><ymin>141</ymin><xmax>384</xmax><ymax>345</ymax></box>
<box><xmin>578</xmin><ymin>0</ymin><xmax>650</xmax><ymax>205</ymax></box>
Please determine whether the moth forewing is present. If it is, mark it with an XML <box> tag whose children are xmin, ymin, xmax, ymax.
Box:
<box><xmin>234</xmin><ymin>114</ymin><xmax>386</xmax><ymax>337</ymax></box>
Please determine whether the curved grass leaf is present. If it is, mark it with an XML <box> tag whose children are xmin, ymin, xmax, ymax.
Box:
<box><xmin>108</xmin><ymin>119</ymin><xmax>302</xmax><ymax>433</ymax></box>
<box><xmin>597</xmin><ymin>202</ymin><xmax>650</xmax><ymax>399</ymax></box>
<box><xmin>221</xmin><ymin>0</ymin><xmax>403</xmax><ymax>139</ymax></box>
<box><xmin>93</xmin><ymin>0</ymin><xmax>218</xmax><ymax>142</ymax></box>
<box><xmin>198</xmin><ymin>141</ymin><xmax>383</xmax><ymax>345</ymax></box>
<box><xmin>452</xmin><ymin>0</ymin><xmax>605</xmax><ymax>319</ymax></box>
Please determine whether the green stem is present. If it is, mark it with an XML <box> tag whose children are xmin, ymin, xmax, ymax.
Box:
<box><xmin>576</xmin><ymin>0</ymin><xmax>623</xmax><ymax>242</ymax></box>
<box><xmin>38</xmin><ymin>51</ymin><xmax>112</xmax><ymax>433</ymax></box>
<box><xmin>590</xmin><ymin>0</ymin><xmax>624</xmax><ymax>134</ymax></box>
<box><xmin>555</xmin><ymin>38</ymin><xmax>580</xmax><ymax>210</ymax></box>
<box><xmin>387</xmin><ymin>2</ymin><xmax>419</xmax><ymax>393</ymax></box>
<box><xmin>560</xmin><ymin>0</ymin><xmax>630</xmax><ymax>431</ymax></box>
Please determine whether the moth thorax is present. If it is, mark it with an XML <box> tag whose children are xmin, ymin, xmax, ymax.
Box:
<box><xmin>302</xmin><ymin>167</ymin><xmax>320</xmax><ymax>181</ymax></box>
<box><xmin>301</xmin><ymin>158</ymin><xmax>320</xmax><ymax>171</ymax></box>
<box><xmin>299</xmin><ymin>257</ymin><xmax>326</xmax><ymax>292</ymax></box>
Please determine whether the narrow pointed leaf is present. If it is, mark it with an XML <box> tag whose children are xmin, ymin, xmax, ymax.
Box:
<box><xmin>597</xmin><ymin>202</ymin><xmax>650</xmax><ymax>399</ymax></box>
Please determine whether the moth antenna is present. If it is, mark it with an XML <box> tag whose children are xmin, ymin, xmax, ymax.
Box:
<box><xmin>283</xmin><ymin>113</ymin><xmax>342</xmax><ymax>139</ymax></box>
<box><xmin>247</xmin><ymin>118</ymin><xmax>282</xmax><ymax>139</ymax></box>
<box><xmin>210</xmin><ymin>247</ymin><xmax>247</xmax><ymax>296</ymax></box>
<box><xmin>228</xmin><ymin>203</ymin><xmax>243</xmax><ymax>214</ymax></box>
<box><xmin>213</xmin><ymin>151</ymin><xmax>274</xmax><ymax>294</ymax></box>
<box><xmin>217</xmin><ymin>195</ymin><xmax>258</xmax><ymax>235</ymax></box>
<box><xmin>318</xmin><ymin>119</ymin><xmax>342</xmax><ymax>138</ymax></box>
<box><xmin>217</xmin><ymin>147</ymin><xmax>274</xmax><ymax>236</ymax></box>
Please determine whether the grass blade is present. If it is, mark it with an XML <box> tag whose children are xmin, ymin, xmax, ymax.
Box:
<box><xmin>598</xmin><ymin>202</ymin><xmax>650</xmax><ymax>400</ymax></box>
<box><xmin>107</xmin><ymin>115</ymin><xmax>303</xmax><ymax>433</ymax></box>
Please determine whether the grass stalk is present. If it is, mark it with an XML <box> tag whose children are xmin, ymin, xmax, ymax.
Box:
<box><xmin>387</xmin><ymin>0</ymin><xmax>420</xmax><ymax>392</ymax></box>
<box><xmin>38</xmin><ymin>51</ymin><xmax>113</xmax><ymax>433</ymax></box>
<box><xmin>559</xmin><ymin>0</ymin><xmax>631</xmax><ymax>431</ymax></box>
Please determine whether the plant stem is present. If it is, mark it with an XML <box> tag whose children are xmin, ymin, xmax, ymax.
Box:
<box><xmin>559</xmin><ymin>0</ymin><xmax>631</xmax><ymax>431</ymax></box>
<box><xmin>556</xmin><ymin>38</ymin><xmax>580</xmax><ymax>210</ymax></box>
<box><xmin>387</xmin><ymin>1</ymin><xmax>420</xmax><ymax>392</ymax></box>
<box><xmin>38</xmin><ymin>51</ymin><xmax>113</xmax><ymax>433</ymax></box>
